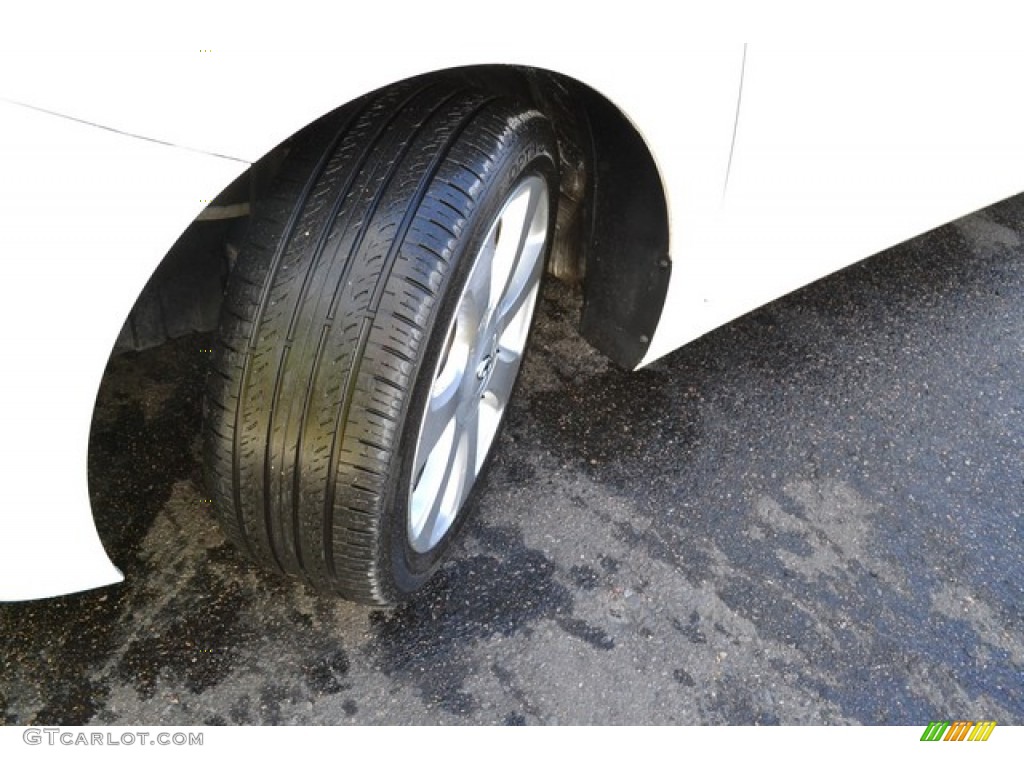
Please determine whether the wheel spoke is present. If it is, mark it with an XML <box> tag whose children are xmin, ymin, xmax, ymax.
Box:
<box><xmin>495</xmin><ymin>183</ymin><xmax>548</xmax><ymax>349</ymax></box>
<box><xmin>498</xmin><ymin>258</ymin><xmax>543</xmax><ymax>330</ymax></box>
<box><xmin>415</xmin><ymin>382</ymin><xmax>460</xmax><ymax>478</ymax></box>
<box><xmin>411</xmin><ymin>430</ymin><xmax>460</xmax><ymax>552</ymax></box>
<box><xmin>489</xmin><ymin>185</ymin><xmax>534</xmax><ymax>310</ymax></box>
<box><xmin>500</xmin><ymin>184</ymin><xmax>545</xmax><ymax>296</ymax></box>
<box><xmin>462</xmin><ymin>226</ymin><xmax>496</xmax><ymax>337</ymax></box>
<box><xmin>484</xmin><ymin>350</ymin><xmax>520</xmax><ymax>406</ymax></box>
<box><xmin>476</xmin><ymin>392</ymin><xmax>504</xmax><ymax>474</ymax></box>
<box><xmin>409</xmin><ymin>415</ymin><xmax>460</xmax><ymax>551</ymax></box>
<box><xmin>497</xmin><ymin>279</ymin><xmax>542</xmax><ymax>357</ymax></box>
<box><xmin>460</xmin><ymin>399</ymin><xmax>482</xmax><ymax>503</ymax></box>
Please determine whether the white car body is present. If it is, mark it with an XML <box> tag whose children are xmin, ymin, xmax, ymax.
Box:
<box><xmin>2</xmin><ymin>27</ymin><xmax>1022</xmax><ymax>600</ymax></box>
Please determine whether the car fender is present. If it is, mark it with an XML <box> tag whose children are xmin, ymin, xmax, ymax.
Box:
<box><xmin>0</xmin><ymin>101</ymin><xmax>247</xmax><ymax>600</ymax></box>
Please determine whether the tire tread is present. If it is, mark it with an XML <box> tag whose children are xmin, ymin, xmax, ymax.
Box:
<box><xmin>204</xmin><ymin>75</ymin><xmax>555</xmax><ymax>603</ymax></box>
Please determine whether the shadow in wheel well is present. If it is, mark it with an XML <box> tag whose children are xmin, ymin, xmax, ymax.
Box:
<box><xmin>551</xmin><ymin>73</ymin><xmax>670</xmax><ymax>370</ymax></box>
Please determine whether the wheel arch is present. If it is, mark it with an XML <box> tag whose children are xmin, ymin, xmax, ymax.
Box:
<box><xmin>113</xmin><ymin>65</ymin><xmax>670</xmax><ymax>369</ymax></box>
<box><xmin>535</xmin><ymin>70</ymin><xmax>671</xmax><ymax>370</ymax></box>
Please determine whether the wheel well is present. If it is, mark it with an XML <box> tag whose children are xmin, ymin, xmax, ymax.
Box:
<box><xmin>531</xmin><ymin>70</ymin><xmax>671</xmax><ymax>369</ymax></box>
<box><xmin>118</xmin><ymin>66</ymin><xmax>670</xmax><ymax>369</ymax></box>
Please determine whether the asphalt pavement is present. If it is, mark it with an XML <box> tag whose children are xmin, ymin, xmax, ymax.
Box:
<box><xmin>2</xmin><ymin>195</ymin><xmax>1022</xmax><ymax>725</ymax></box>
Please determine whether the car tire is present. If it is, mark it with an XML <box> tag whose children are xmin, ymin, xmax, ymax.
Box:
<box><xmin>203</xmin><ymin>77</ymin><xmax>558</xmax><ymax>605</ymax></box>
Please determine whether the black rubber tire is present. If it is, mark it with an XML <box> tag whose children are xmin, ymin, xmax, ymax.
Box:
<box><xmin>203</xmin><ymin>77</ymin><xmax>558</xmax><ymax>604</ymax></box>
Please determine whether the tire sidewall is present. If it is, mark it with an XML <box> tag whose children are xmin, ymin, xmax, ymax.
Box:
<box><xmin>384</xmin><ymin>111</ymin><xmax>559</xmax><ymax>599</ymax></box>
